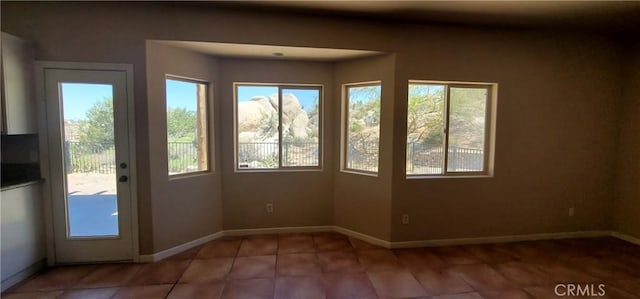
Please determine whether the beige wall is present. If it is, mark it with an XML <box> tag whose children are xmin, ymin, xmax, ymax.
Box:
<box><xmin>614</xmin><ymin>42</ymin><xmax>640</xmax><ymax>238</ymax></box>
<box><xmin>390</xmin><ymin>30</ymin><xmax>622</xmax><ymax>241</ymax></box>
<box><xmin>0</xmin><ymin>2</ymin><xmax>632</xmax><ymax>254</ymax></box>
<box><xmin>145</xmin><ymin>42</ymin><xmax>223</xmax><ymax>252</ymax></box>
<box><xmin>1</xmin><ymin>3</ymin><xmax>155</xmax><ymax>253</ymax></box>
<box><xmin>333</xmin><ymin>55</ymin><xmax>395</xmax><ymax>240</ymax></box>
<box><xmin>218</xmin><ymin>58</ymin><xmax>334</xmax><ymax>229</ymax></box>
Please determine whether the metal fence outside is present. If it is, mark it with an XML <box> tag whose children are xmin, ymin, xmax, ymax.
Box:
<box><xmin>66</xmin><ymin>141</ymin><xmax>483</xmax><ymax>174</ymax></box>
<box><xmin>406</xmin><ymin>143</ymin><xmax>483</xmax><ymax>174</ymax></box>
<box><xmin>237</xmin><ymin>142</ymin><xmax>319</xmax><ymax>168</ymax></box>
<box><xmin>346</xmin><ymin>141</ymin><xmax>380</xmax><ymax>172</ymax></box>
<box><xmin>65</xmin><ymin>142</ymin><xmax>116</xmax><ymax>174</ymax></box>
<box><xmin>282</xmin><ymin>142</ymin><xmax>319</xmax><ymax>167</ymax></box>
<box><xmin>167</xmin><ymin>142</ymin><xmax>199</xmax><ymax>173</ymax></box>
<box><xmin>65</xmin><ymin>141</ymin><xmax>202</xmax><ymax>174</ymax></box>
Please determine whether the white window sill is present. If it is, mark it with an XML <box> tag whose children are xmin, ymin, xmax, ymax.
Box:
<box><xmin>340</xmin><ymin>169</ymin><xmax>379</xmax><ymax>177</ymax></box>
<box><xmin>406</xmin><ymin>174</ymin><xmax>493</xmax><ymax>179</ymax></box>
<box><xmin>168</xmin><ymin>171</ymin><xmax>213</xmax><ymax>181</ymax></box>
<box><xmin>234</xmin><ymin>168</ymin><xmax>323</xmax><ymax>173</ymax></box>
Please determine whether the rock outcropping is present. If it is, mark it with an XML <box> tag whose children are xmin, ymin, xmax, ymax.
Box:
<box><xmin>237</xmin><ymin>93</ymin><xmax>310</xmax><ymax>142</ymax></box>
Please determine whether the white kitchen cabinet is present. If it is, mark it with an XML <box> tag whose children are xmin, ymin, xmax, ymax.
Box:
<box><xmin>1</xmin><ymin>32</ymin><xmax>37</xmax><ymax>134</ymax></box>
<box><xmin>1</xmin><ymin>182</ymin><xmax>46</xmax><ymax>292</ymax></box>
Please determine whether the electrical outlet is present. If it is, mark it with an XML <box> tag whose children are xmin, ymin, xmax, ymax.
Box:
<box><xmin>266</xmin><ymin>203</ymin><xmax>274</xmax><ymax>214</ymax></box>
<box><xmin>402</xmin><ymin>214</ymin><xmax>409</xmax><ymax>225</ymax></box>
<box><xmin>569</xmin><ymin>207</ymin><xmax>575</xmax><ymax>217</ymax></box>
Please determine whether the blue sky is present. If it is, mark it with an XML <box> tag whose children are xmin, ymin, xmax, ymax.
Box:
<box><xmin>237</xmin><ymin>85</ymin><xmax>320</xmax><ymax>112</ymax></box>
<box><xmin>61</xmin><ymin>81</ymin><xmax>321</xmax><ymax>121</ymax></box>
<box><xmin>409</xmin><ymin>83</ymin><xmax>444</xmax><ymax>98</ymax></box>
<box><xmin>348</xmin><ymin>85</ymin><xmax>381</xmax><ymax>103</ymax></box>
<box><xmin>166</xmin><ymin>79</ymin><xmax>198</xmax><ymax>111</ymax></box>
<box><xmin>63</xmin><ymin>80</ymin><xmax>198</xmax><ymax>121</ymax></box>
<box><xmin>61</xmin><ymin>83</ymin><xmax>113</xmax><ymax>121</ymax></box>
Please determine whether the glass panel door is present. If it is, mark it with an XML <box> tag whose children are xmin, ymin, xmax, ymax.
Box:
<box><xmin>44</xmin><ymin>66</ymin><xmax>134</xmax><ymax>263</ymax></box>
<box><xmin>60</xmin><ymin>83</ymin><xmax>119</xmax><ymax>237</ymax></box>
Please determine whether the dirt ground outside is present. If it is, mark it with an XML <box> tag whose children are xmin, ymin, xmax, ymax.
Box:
<box><xmin>67</xmin><ymin>173</ymin><xmax>116</xmax><ymax>195</ymax></box>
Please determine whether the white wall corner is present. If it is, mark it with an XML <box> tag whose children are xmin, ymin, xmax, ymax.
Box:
<box><xmin>0</xmin><ymin>259</ymin><xmax>46</xmax><ymax>293</ymax></box>
<box><xmin>139</xmin><ymin>231</ymin><xmax>224</xmax><ymax>263</ymax></box>
<box><xmin>332</xmin><ymin>226</ymin><xmax>391</xmax><ymax>248</ymax></box>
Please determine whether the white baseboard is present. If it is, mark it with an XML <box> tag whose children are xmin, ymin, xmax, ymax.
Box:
<box><xmin>224</xmin><ymin>225</ymin><xmax>333</xmax><ymax>237</ymax></box>
<box><xmin>1</xmin><ymin>259</ymin><xmax>46</xmax><ymax>293</ymax></box>
<box><xmin>332</xmin><ymin>226</ymin><xmax>391</xmax><ymax>248</ymax></box>
<box><xmin>331</xmin><ymin>227</ymin><xmax>611</xmax><ymax>249</ymax></box>
<box><xmin>139</xmin><ymin>226</ymin><xmax>332</xmax><ymax>263</ymax></box>
<box><xmin>389</xmin><ymin>230</ymin><xmax>611</xmax><ymax>249</ymax></box>
<box><xmin>610</xmin><ymin>231</ymin><xmax>640</xmax><ymax>245</ymax></box>
<box><xmin>137</xmin><ymin>227</ymin><xmax>638</xmax><ymax>263</ymax></box>
<box><xmin>139</xmin><ymin>231</ymin><xmax>224</xmax><ymax>263</ymax></box>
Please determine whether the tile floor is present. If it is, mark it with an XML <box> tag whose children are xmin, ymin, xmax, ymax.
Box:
<box><xmin>3</xmin><ymin>232</ymin><xmax>640</xmax><ymax>299</ymax></box>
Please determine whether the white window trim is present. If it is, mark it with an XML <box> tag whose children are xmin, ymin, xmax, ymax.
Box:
<box><xmin>165</xmin><ymin>75</ymin><xmax>213</xmax><ymax>178</ymax></box>
<box><xmin>406</xmin><ymin>80</ymin><xmax>497</xmax><ymax>179</ymax></box>
<box><xmin>233</xmin><ymin>82</ymin><xmax>324</xmax><ymax>172</ymax></box>
<box><xmin>340</xmin><ymin>81</ymin><xmax>382</xmax><ymax>177</ymax></box>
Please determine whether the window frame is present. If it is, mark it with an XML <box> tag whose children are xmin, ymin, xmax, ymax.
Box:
<box><xmin>406</xmin><ymin>80</ymin><xmax>496</xmax><ymax>178</ymax></box>
<box><xmin>341</xmin><ymin>81</ymin><xmax>383</xmax><ymax>176</ymax></box>
<box><xmin>165</xmin><ymin>75</ymin><xmax>212</xmax><ymax>178</ymax></box>
<box><xmin>233</xmin><ymin>82</ymin><xmax>324</xmax><ymax>172</ymax></box>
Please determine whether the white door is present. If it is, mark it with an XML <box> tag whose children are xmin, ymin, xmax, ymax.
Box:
<box><xmin>43</xmin><ymin>66</ymin><xmax>136</xmax><ymax>263</ymax></box>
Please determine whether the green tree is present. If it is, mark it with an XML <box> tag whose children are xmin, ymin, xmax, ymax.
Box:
<box><xmin>167</xmin><ymin>108</ymin><xmax>196</xmax><ymax>142</ymax></box>
<box><xmin>346</xmin><ymin>86</ymin><xmax>382</xmax><ymax>171</ymax></box>
<box><xmin>77</xmin><ymin>98</ymin><xmax>114</xmax><ymax>151</ymax></box>
<box><xmin>348</xmin><ymin>85</ymin><xmax>382</xmax><ymax>143</ymax></box>
<box><xmin>407</xmin><ymin>84</ymin><xmax>445</xmax><ymax>145</ymax></box>
<box><xmin>406</xmin><ymin>85</ymin><xmax>486</xmax><ymax>149</ymax></box>
<box><xmin>448</xmin><ymin>87</ymin><xmax>486</xmax><ymax>149</ymax></box>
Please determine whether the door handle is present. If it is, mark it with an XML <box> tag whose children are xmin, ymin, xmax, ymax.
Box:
<box><xmin>119</xmin><ymin>175</ymin><xmax>128</xmax><ymax>183</ymax></box>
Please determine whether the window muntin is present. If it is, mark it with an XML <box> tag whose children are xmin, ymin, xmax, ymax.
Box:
<box><xmin>343</xmin><ymin>83</ymin><xmax>382</xmax><ymax>174</ymax></box>
<box><xmin>406</xmin><ymin>81</ymin><xmax>492</xmax><ymax>176</ymax></box>
<box><xmin>165</xmin><ymin>77</ymin><xmax>210</xmax><ymax>176</ymax></box>
<box><xmin>235</xmin><ymin>84</ymin><xmax>322</xmax><ymax>170</ymax></box>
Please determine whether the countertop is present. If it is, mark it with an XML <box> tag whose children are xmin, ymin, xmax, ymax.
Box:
<box><xmin>1</xmin><ymin>163</ymin><xmax>42</xmax><ymax>190</ymax></box>
<box><xmin>1</xmin><ymin>179</ymin><xmax>43</xmax><ymax>191</ymax></box>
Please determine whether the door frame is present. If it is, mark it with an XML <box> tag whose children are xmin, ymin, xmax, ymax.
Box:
<box><xmin>35</xmin><ymin>61</ymin><xmax>139</xmax><ymax>264</ymax></box>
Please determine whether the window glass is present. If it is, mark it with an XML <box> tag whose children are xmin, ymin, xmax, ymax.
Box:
<box><xmin>345</xmin><ymin>84</ymin><xmax>381</xmax><ymax>173</ymax></box>
<box><xmin>281</xmin><ymin>88</ymin><xmax>320</xmax><ymax>167</ymax></box>
<box><xmin>236</xmin><ymin>84</ymin><xmax>322</xmax><ymax>170</ymax></box>
<box><xmin>166</xmin><ymin>78</ymin><xmax>209</xmax><ymax>175</ymax></box>
<box><xmin>406</xmin><ymin>81</ymin><xmax>492</xmax><ymax>176</ymax></box>
<box><xmin>447</xmin><ymin>87</ymin><xmax>487</xmax><ymax>172</ymax></box>
<box><xmin>406</xmin><ymin>84</ymin><xmax>445</xmax><ymax>175</ymax></box>
<box><xmin>237</xmin><ymin>85</ymin><xmax>279</xmax><ymax>169</ymax></box>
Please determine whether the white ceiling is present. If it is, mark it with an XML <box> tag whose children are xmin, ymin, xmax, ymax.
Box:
<box><xmin>153</xmin><ymin>40</ymin><xmax>384</xmax><ymax>62</ymax></box>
